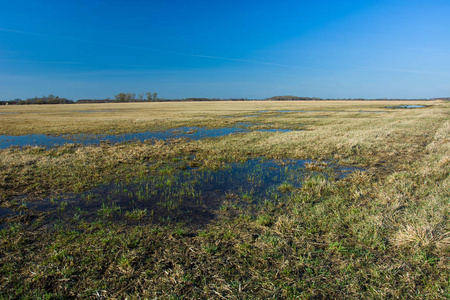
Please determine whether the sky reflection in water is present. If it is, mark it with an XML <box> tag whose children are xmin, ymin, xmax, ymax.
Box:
<box><xmin>0</xmin><ymin>125</ymin><xmax>293</xmax><ymax>149</ymax></box>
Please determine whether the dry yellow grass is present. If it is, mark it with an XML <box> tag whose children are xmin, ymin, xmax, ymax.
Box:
<box><xmin>0</xmin><ymin>100</ymin><xmax>440</xmax><ymax>135</ymax></box>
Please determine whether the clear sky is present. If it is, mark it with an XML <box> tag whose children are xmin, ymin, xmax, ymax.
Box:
<box><xmin>1</xmin><ymin>0</ymin><xmax>449</xmax><ymax>100</ymax></box>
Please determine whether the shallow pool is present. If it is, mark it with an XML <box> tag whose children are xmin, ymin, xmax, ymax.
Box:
<box><xmin>16</xmin><ymin>158</ymin><xmax>360</xmax><ymax>228</ymax></box>
<box><xmin>0</xmin><ymin>124</ymin><xmax>295</xmax><ymax>149</ymax></box>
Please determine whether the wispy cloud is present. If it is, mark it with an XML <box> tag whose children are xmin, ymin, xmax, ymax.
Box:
<box><xmin>0</xmin><ymin>58</ymin><xmax>81</xmax><ymax>65</ymax></box>
<box><xmin>0</xmin><ymin>28</ymin><xmax>304</xmax><ymax>69</ymax></box>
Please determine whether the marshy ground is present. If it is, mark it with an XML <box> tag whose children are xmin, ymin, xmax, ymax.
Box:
<box><xmin>0</xmin><ymin>100</ymin><xmax>449</xmax><ymax>298</ymax></box>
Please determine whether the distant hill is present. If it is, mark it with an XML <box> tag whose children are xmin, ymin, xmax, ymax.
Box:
<box><xmin>430</xmin><ymin>97</ymin><xmax>450</xmax><ymax>101</ymax></box>
<box><xmin>266</xmin><ymin>96</ymin><xmax>322</xmax><ymax>100</ymax></box>
<box><xmin>76</xmin><ymin>99</ymin><xmax>114</xmax><ymax>103</ymax></box>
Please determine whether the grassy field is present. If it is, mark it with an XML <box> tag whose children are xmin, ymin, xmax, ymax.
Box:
<box><xmin>0</xmin><ymin>100</ymin><xmax>449</xmax><ymax>299</ymax></box>
<box><xmin>0</xmin><ymin>100</ymin><xmax>434</xmax><ymax>135</ymax></box>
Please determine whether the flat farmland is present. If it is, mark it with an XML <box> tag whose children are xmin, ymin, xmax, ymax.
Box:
<box><xmin>1</xmin><ymin>100</ymin><xmax>449</xmax><ymax>298</ymax></box>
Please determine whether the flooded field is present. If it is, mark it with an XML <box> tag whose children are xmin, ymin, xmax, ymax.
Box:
<box><xmin>3</xmin><ymin>158</ymin><xmax>359</xmax><ymax>229</ymax></box>
<box><xmin>1</xmin><ymin>100</ymin><xmax>448</xmax><ymax>299</ymax></box>
<box><xmin>387</xmin><ymin>105</ymin><xmax>426</xmax><ymax>109</ymax></box>
<box><xmin>0</xmin><ymin>124</ymin><xmax>295</xmax><ymax>149</ymax></box>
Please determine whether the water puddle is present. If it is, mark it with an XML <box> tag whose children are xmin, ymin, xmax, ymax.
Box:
<box><xmin>21</xmin><ymin>159</ymin><xmax>360</xmax><ymax>228</ymax></box>
<box><xmin>0</xmin><ymin>124</ymin><xmax>295</xmax><ymax>149</ymax></box>
<box><xmin>0</xmin><ymin>207</ymin><xmax>15</xmax><ymax>218</ymax></box>
<box><xmin>387</xmin><ymin>105</ymin><xmax>426</xmax><ymax>109</ymax></box>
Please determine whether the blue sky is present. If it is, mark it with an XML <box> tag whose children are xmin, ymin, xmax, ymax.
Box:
<box><xmin>1</xmin><ymin>0</ymin><xmax>449</xmax><ymax>100</ymax></box>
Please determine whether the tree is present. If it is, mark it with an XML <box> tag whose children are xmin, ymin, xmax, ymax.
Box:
<box><xmin>115</xmin><ymin>93</ymin><xmax>127</xmax><ymax>102</ymax></box>
<box><xmin>115</xmin><ymin>93</ymin><xmax>135</xmax><ymax>102</ymax></box>
<box><xmin>152</xmin><ymin>92</ymin><xmax>158</xmax><ymax>101</ymax></box>
<box><xmin>149</xmin><ymin>92</ymin><xmax>153</xmax><ymax>101</ymax></box>
<box><xmin>138</xmin><ymin>93</ymin><xmax>144</xmax><ymax>101</ymax></box>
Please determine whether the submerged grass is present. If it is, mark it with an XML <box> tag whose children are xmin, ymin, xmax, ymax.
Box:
<box><xmin>0</xmin><ymin>100</ymin><xmax>449</xmax><ymax>298</ymax></box>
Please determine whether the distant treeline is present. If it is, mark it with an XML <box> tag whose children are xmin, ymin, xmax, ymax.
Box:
<box><xmin>430</xmin><ymin>97</ymin><xmax>450</xmax><ymax>101</ymax></box>
<box><xmin>0</xmin><ymin>95</ymin><xmax>74</xmax><ymax>105</ymax></box>
<box><xmin>0</xmin><ymin>94</ymin><xmax>443</xmax><ymax>105</ymax></box>
<box><xmin>79</xmin><ymin>97</ymin><xmax>253</xmax><ymax>103</ymax></box>
<box><xmin>266</xmin><ymin>96</ymin><xmax>322</xmax><ymax>100</ymax></box>
<box><xmin>76</xmin><ymin>99</ymin><xmax>114</xmax><ymax>103</ymax></box>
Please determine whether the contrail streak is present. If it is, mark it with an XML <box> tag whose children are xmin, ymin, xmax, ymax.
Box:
<box><xmin>0</xmin><ymin>28</ymin><xmax>302</xmax><ymax>69</ymax></box>
<box><xmin>0</xmin><ymin>58</ymin><xmax>81</xmax><ymax>65</ymax></box>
